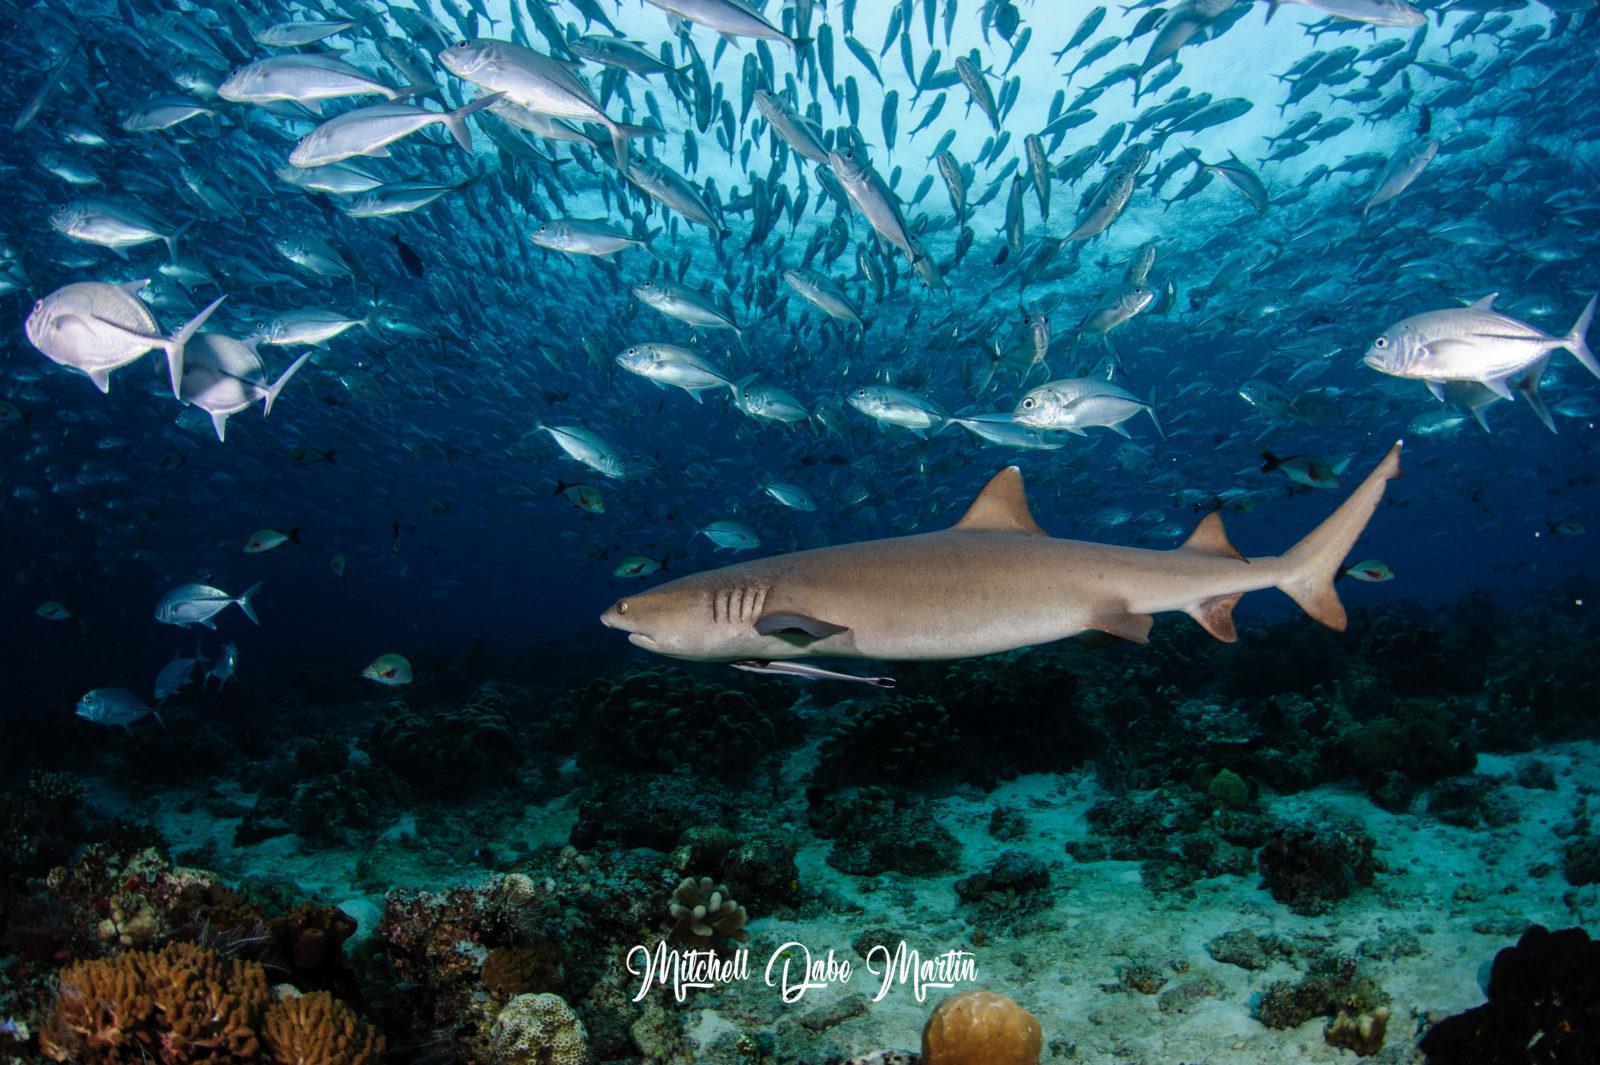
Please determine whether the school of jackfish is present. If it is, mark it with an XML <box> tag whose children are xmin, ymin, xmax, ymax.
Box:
<box><xmin>4</xmin><ymin>0</ymin><xmax>1599</xmax><ymax>690</ymax></box>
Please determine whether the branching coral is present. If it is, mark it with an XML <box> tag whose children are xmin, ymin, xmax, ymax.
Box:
<box><xmin>40</xmin><ymin>942</ymin><xmax>270</xmax><ymax>1063</ymax></box>
<box><xmin>41</xmin><ymin>944</ymin><xmax>383</xmax><ymax>1065</ymax></box>
<box><xmin>262</xmin><ymin>991</ymin><xmax>384</xmax><ymax>1065</ymax></box>
<box><xmin>667</xmin><ymin>877</ymin><xmax>747</xmax><ymax>948</ymax></box>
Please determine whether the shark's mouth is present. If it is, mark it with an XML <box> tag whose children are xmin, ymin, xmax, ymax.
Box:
<box><xmin>627</xmin><ymin>633</ymin><xmax>658</xmax><ymax>650</ymax></box>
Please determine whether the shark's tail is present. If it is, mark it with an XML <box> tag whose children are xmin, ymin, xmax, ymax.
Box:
<box><xmin>1276</xmin><ymin>440</ymin><xmax>1403</xmax><ymax>631</ymax></box>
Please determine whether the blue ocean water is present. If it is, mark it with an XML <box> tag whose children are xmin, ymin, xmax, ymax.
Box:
<box><xmin>2</xmin><ymin>1</ymin><xmax>1599</xmax><ymax>1063</ymax></box>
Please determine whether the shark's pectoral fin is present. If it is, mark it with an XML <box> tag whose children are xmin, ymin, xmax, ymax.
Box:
<box><xmin>755</xmin><ymin>611</ymin><xmax>849</xmax><ymax>640</ymax></box>
<box><xmin>1187</xmin><ymin>593</ymin><xmax>1243</xmax><ymax>643</ymax></box>
<box><xmin>1087</xmin><ymin>610</ymin><xmax>1153</xmax><ymax>644</ymax></box>
<box><xmin>1181</xmin><ymin>512</ymin><xmax>1247</xmax><ymax>561</ymax></box>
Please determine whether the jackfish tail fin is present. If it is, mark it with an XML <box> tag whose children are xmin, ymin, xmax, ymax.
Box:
<box><xmin>236</xmin><ymin>581</ymin><xmax>264</xmax><ymax>625</ymax></box>
<box><xmin>1563</xmin><ymin>292</ymin><xmax>1597</xmax><ymax>381</ymax></box>
<box><xmin>263</xmin><ymin>353</ymin><xmax>312</xmax><ymax>416</ymax></box>
<box><xmin>444</xmin><ymin>91</ymin><xmax>505</xmax><ymax>152</ymax></box>
<box><xmin>1277</xmin><ymin>441</ymin><xmax>1403</xmax><ymax>631</ymax></box>
<box><xmin>164</xmin><ymin>295</ymin><xmax>226</xmax><ymax>400</ymax></box>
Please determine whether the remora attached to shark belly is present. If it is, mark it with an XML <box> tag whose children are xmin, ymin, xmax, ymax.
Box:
<box><xmin>601</xmin><ymin>442</ymin><xmax>1404</xmax><ymax>663</ymax></box>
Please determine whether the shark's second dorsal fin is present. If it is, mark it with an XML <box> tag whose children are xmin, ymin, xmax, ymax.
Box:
<box><xmin>1182</xmin><ymin>512</ymin><xmax>1247</xmax><ymax>561</ymax></box>
<box><xmin>954</xmin><ymin>467</ymin><xmax>1047</xmax><ymax>536</ymax></box>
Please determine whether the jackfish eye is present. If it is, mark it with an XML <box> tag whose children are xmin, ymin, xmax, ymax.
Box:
<box><xmin>1373</xmin><ymin>336</ymin><xmax>1389</xmax><ymax>350</ymax></box>
<box><xmin>1021</xmin><ymin>397</ymin><xmax>1036</xmax><ymax>409</ymax></box>
<box><xmin>855</xmin><ymin>388</ymin><xmax>867</xmax><ymax>398</ymax></box>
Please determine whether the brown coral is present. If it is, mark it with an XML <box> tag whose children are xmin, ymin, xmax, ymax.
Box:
<box><xmin>481</xmin><ymin>944</ymin><xmax>562</xmax><ymax>997</ymax></box>
<box><xmin>267</xmin><ymin>903</ymin><xmax>357</xmax><ymax>976</ymax></box>
<box><xmin>921</xmin><ymin>989</ymin><xmax>1042</xmax><ymax>1065</ymax></box>
<box><xmin>40</xmin><ymin>942</ymin><xmax>270</xmax><ymax>1064</ymax></box>
<box><xmin>263</xmin><ymin>991</ymin><xmax>384</xmax><ymax>1065</ymax></box>
<box><xmin>667</xmin><ymin>877</ymin><xmax>748</xmax><ymax>948</ymax></box>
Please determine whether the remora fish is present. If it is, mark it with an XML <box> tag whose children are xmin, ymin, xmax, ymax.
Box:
<box><xmin>601</xmin><ymin>444</ymin><xmax>1404</xmax><ymax>661</ymax></box>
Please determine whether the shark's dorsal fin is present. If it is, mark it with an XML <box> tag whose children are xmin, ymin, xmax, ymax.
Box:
<box><xmin>954</xmin><ymin>467</ymin><xmax>1047</xmax><ymax>536</ymax></box>
<box><xmin>1181</xmin><ymin>512</ymin><xmax>1246</xmax><ymax>561</ymax></box>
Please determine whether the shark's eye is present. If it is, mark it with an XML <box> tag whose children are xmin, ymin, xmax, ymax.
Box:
<box><xmin>1373</xmin><ymin>336</ymin><xmax>1389</xmax><ymax>350</ymax></box>
<box><xmin>617</xmin><ymin>601</ymin><xmax>629</xmax><ymax>614</ymax></box>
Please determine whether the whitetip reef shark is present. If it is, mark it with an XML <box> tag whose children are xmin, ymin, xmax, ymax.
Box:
<box><xmin>601</xmin><ymin>441</ymin><xmax>1404</xmax><ymax>686</ymax></box>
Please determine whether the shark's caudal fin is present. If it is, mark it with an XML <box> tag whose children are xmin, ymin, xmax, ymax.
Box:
<box><xmin>1277</xmin><ymin>441</ymin><xmax>1403</xmax><ymax>631</ymax></box>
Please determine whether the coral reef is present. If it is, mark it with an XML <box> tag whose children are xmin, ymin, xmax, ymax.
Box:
<box><xmin>481</xmin><ymin>945</ymin><xmax>563</xmax><ymax>998</ymax></box>
<box><xmin>954</xmin><ymin>851</ymin><xmax>1052</xmax><ymax>926</ymax></box>
<box><xmin>812</xmin><ymin>788</ymin><xmax>962</xmax><ymax>876</ymax></box>
<box><xmin>489</xmin><ymin>993</ymin><xmax>589</xmax><ymax>1065</ymax></box>
<box><xmin>43</xmin><ymin>845</ymin><xmax>266</xmax><ymax>960</ymax></box>
<box><xmin>1257</xmin><ymin>824</ymin><xmax>1379</xmax><ymax>915</ymax></box>
<box><xmin>1257</xmin><ymin>953</ymin><xmax>1390</xmax><ymax>1056</ymax></box>
<box><xmin>1068</xmin><ymin>785</ymin><xmax>1269</xmax><ymax>896</ymax></box>
<box><xmin>266</xmin><ymin>903</ymin><xmax>357</xmax><ymax>982</ymax></box>
<box><xmin>40</xmin><ymin>942</ymin><xmax>271</xmax><ymax>1063</ymax></box>
<box><xmin>570</xmin><ymin>772</ymin><xmax>739</xmax><ymax>851</ymax></box>
<box><xmin>1420</xmin><ymin>925</ymin><xmax>1600</xmax><ymax>1065</ymax></box>
<box><xmin>1562</xmin><ymin>836</ymin><xmax>1600</xmax><ymax>887</ymax></box>
<box><xmin>38</xmin><ymin>942</ymin><xmax>383</xmax><ymax>1065</ymax></box>
<box><xmin>369</xmin><ymin>683</ymin><xmax>520</xmax><ymax>796</ymax></box>
<box><xmin>921</xmin><ymin>989</ymin><xmax>1042</xmax><ymax>1065</ymax></box>
<box><xmin>262</xmin><ymin>992</ymin><xmax>384</xmax><ymax>1065</ymax></box>
<box><xmin>574</xmin><ymin>667</ymin><xmax>799</xmax><ymax>779</ymax></box>
<box><xmin>667</xmin><ymin>877</ymin><xmax>748</xmax><ymax>948</ymax></box>
<box><xmin>812</xmin><ymin>694</ymin><xmax>962</xmax><ymax>788</ymax></box>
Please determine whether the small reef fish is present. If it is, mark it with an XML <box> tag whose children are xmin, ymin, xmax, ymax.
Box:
<box><xmin>557</xmin><ymin>481</ymin><xmax>605</xmax><ymax>514</ymax></box>
<box><xmin>36</xmin><ymin>601</ymin><xmax>74</xmax><ymax>621</ymax></box>
<box><xmin>244</xmin><ymin>527</ymin><xmax>301</xmax><ymax>553</ymax></box>
<box><xmin>1340</xmin><ymin>559</ymin><xmax>1395</xmax><ymax>583</ymax></box>
<box><xmin>615</xmin><ymin>556</ymin><xmax>669</xmax><ymax>578</ymax></box>
<box><xmin>363</xmin><ymin>653</ymin><xmax>413</xmax><ymax>686</ymax></box>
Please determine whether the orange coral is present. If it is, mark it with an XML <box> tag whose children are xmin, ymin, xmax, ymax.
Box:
<box><xmin>263</xmin><ymin>992</ymin><xmax>384</xmax><ymax>1065</ymax></box>
<box><xmin>921</xmin><ymin>989</ymin><xmax>1042</xmax><ymax>1065</ymax></box>
<box><xmin>41</xmin><ymin>942</ymin><xmax>269</xmax><ymax>1064</ymax></box>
